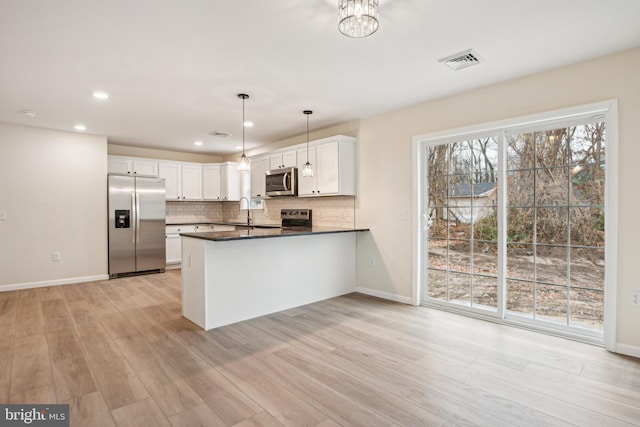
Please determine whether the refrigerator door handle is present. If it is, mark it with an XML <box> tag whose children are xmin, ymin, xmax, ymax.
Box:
<box><xmin>134</xmin><ymin>191</ymin><xmax>140</xmax><ymax>243</ymax></box>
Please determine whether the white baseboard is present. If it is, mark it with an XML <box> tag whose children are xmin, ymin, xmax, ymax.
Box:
<box><xmin>355</xmin><ymin>286</ymin><xmax>413</xmax><ymax>305</ymax></box>
<box><xmin>614</xmin><ymin>343</ymin><xmax>640</xmax><ymax>359</ymax></box>
<box><xmin>0</xmin><ymin>274</ymin><xmax>109</xmax><ymax>292</ymax></box>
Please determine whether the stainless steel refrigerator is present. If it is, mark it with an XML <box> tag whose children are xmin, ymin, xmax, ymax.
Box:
<box><xmin>108</xmin><ymin>175</ymin><xmax>166</xmax><ymax>278</ymax></box>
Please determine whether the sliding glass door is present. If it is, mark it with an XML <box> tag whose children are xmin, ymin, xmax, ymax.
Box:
<box><xmin>420</xmin><ymin>108</ymin><xmax>609</xmax><ymax>342</ymax></box>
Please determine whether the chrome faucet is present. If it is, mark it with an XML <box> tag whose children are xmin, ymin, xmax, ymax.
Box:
<box><xmin>239</xmin><ymin>197</ymin><xmax>251</xmax><ymax>226</ymax></box>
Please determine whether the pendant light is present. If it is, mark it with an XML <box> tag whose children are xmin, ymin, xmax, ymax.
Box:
<box><xmin>338</xmin><ymin>0</ymin><xmax>379</xmax><ymax>38</ymax></box>
<box><xmin>302</xmin><ymin>110</ymin><xmax>314</xmax><ymax>178</ymax></box>
<box><xmin>237</xmin><ymin>93</ymin><xmax>250</xmax><ymax>172</ymax></box>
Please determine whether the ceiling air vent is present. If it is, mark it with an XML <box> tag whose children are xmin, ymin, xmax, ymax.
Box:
<box><xmin>438</xmin><ymin>49</ymin><xmax>484</xmax><ymax>71</ymax></box>
<box><xmin>209</xmin><ymin>131</ymin><xmax>231</xmax><ymax>138</ymax></box>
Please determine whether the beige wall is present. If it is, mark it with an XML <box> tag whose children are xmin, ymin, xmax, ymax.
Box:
<box><xmin>354</xmin><ymin>47</ymin><xmax>640</xmax><ymax>350</ymax></box>
<box><xmin>0</xmin><ymin>124</ymin><xmax>108</xmax><ymax>287</ymax></box>
<box><xmin>108</xmin><ymin>143</ymin><xmax>223</xmax><ymax>163</ymax></box>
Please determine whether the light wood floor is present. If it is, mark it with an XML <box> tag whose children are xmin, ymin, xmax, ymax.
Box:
<box><xmin>1</xmin><ymin>270</ymin><xmax>639</xmax><ymax>426</ymax></box>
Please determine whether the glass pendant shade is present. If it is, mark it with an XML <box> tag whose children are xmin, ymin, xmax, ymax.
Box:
<box><xmin>338</xmin><ymin>0</ymin><xmax>379</xmax><ymax>38</ymax></box>
<box><xmin>237</xmin><ymin>94</ymin><xmax>250</xmax><ymax>172</ymax></box>
<box><xmin>303</xmin><ymin>110</ymin><xmax>313</xmax><ymax>177</ymax></box>
<box><xmin>238</xmin><ymin>153</ymin><xmax>250</xmax><ymax>172</ymax></box>
<box><xmin>302</xmin><ymin>161</ymin><xmax>314</xmax><ymax>177</ymax></box>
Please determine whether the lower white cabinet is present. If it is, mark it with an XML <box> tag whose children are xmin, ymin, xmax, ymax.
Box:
<box><xmin>166</xmin><ymin>225</ymin><xmax>196</xmax><ymax>266</ymax></box>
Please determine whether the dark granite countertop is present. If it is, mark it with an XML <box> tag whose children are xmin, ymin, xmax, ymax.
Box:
<box><xmin>180</xmin><ymin>226</ymin><xmax>369</xmax><ymax>241</ymax></box>
<box><xmin>166</xmin><ymin>221</ymin><xmax>281</xmax><ymax>228</ymax></box>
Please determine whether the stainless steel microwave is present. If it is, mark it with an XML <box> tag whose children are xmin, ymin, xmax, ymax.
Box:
<box><xmin>265</xmin><ymin>167</ymin><xmax>298</xmax><ymax>197</ymax></box>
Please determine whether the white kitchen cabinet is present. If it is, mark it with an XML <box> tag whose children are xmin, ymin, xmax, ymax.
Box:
<box><xmin>269</xmin><ymin>149</ymin><xmax>297</xmax><ymax>170</ymax></box>
<box><xmin>159</xmin><ymin>162</ymin><xmax>202</xmax><ymax>201</ymax></box>
<box><xmin>166</xmin><ymin>225</ymin><xmax>196</xmax><ymax>266</ymax></box>
<box><xmin>181</xmin><ymin>163</ymin><xmax>202</xmax><ymax>200</ymax></box>
<box><xmin>250</xmin><ymin>156</ymin><xmax>270</xmax><ymax>198</ymax></box>
<box><xmin>297</xmin><ymin>137</ymin><xmax>355</xmax><ymax>197</ymax></box>
<box><xmin>108</xmin><ymin>156</ymin><xmax>158</xmax><ymax>177</ymax></box>
<box><xmin>159</xmin><ymin>162</ymin><xmax>181</xmax><ymax>200</ymax></box>
<box><xmin>202</xmin><ymin>164</ymin><xmax>221</xmax><ymax>200</ymax></box>
<box><xmin>220</xmin><ymin>162</ymin><xmax>240</xmax><ymax>201</ymax></box>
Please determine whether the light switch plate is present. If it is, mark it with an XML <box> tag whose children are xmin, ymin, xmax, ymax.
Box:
<box><xmin>0</xmin><ymin>210</ymin><xmax>7</xmax><ymax>221</ymax></box>
<box><xmin>398</xmin><ymin>209</ymin><xmax>408</xmax><ymax>221</ymax></box>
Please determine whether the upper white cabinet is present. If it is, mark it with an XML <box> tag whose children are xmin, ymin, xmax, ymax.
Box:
<box><xmin>269</xmin><ymin>149</ymin><xmax>297</xmax><ymax>170</ymax></box>
<box><xmin>202</xmin><ymin>162</ymin><xmax>241</xmax><ymax>201</ymax></box>
<box><xmin>159</xmin><ymin>161</ymin><xmax>202</xmax><ymax>201</ymax></box>
<box><xmin>202</xmin><ymin>164</ymin><xmax>221</xmax><ymax>200</ymax></box>
<box><xmin>181</xmin><ymin>163</ymin><xmax>203</xmax><ymax>200</ymax></box>
<box><xmin>297</xmin><ymin>137</ymin><xmax>355</xmax><ymax>197</ymax></box>
<box><xmin>220</xmin><ymin>162</ymin><xmax>240</xmax><ymax>201</ymax></box>
<box><xmin>108</xmin><ymin>156</ymin><xmax>158</xmax><ymax>177</ymax></box>
<box><xmin>250</xmin><ymin>156</ymin><xmax>270</xmax><ymax>198</ymax></box>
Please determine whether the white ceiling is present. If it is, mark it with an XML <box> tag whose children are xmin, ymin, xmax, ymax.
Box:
<box><xmin>1</xmin><ymin>0</ymin><xmax>639</xmax><ymax>155</ymax></box>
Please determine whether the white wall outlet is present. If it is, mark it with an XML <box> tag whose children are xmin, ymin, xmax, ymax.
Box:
<box><xmin>631</xmin><ymin>291</ymin><xmax>640</xmax><ymax>307</ymax></box>
<box><xmin>52</xmin><ymin>251</ymin><xmax>61</xmax><ymax>262</ymax></box>
<box><xmin>368</xmin><ymin>256</ymin><xmax>376</xmax><ymax>268</ymax></box>
<box><xmin>398</xmin><ymin>209</ymin><xmax>408</xmax><ymax>221</ymax></box>
<box><xmin>0</xmin><ymin>210</ymin><xmax>7</xmax><ymax>221</ymax></box>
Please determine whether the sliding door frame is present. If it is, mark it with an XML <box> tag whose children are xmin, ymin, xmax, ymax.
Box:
<box><xmin>412</xmin><ymin>100</ymin><xmax>618</xmax><ymax>350</ymax></box>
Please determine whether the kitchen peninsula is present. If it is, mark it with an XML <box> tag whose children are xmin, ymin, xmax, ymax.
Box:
<box><xmin>180</xmin><ymin>226</ymin><xmax>368</xmax><ymax>330</ymax></box>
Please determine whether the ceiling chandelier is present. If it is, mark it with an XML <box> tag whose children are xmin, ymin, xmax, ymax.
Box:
<box><xmin>237</xmin><ymin>93</ymin><xmax>250</xmax><ymax>172</ymax></box>
<box><xmin>338</xmin><ymin>0</ymin><xmax>379</xmax><ymax>38</ymax></box>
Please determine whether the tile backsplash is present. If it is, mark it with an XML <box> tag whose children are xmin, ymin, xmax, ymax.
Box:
<box><xmin>166</xmin><ymin>201</ymin><xmax>223</xmax><ymax>223</ymax></box>
<box><xmin>167</xmin><ymin>196</ymin><xmax>355</xmax><ymax>228</ymax></box>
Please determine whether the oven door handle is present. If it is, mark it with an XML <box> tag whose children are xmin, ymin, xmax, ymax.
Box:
<box><xmin>282</xmin><ymin>173</ymin><xmax>290</xmax><ymax>191</ymax></box>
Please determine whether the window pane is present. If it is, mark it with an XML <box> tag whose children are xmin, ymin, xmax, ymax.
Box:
<box><xmin>507</xmin><ymin>170</ymin><xmax>534</xmax><ymax>207</ymax></box>
<box><xmin>570</xmin><ymin>164</ymin><xmax>605</xmax><ymax>206</ymax></box>
<box><xmin>570</xmin><ymin>247</ymin><xmax>604</xmax><ymax>290</ymax></box>
<box><xmin>449</xmin><ymin>174</ymin><xmax>473</xmax><ymax>207</ymax></box>
<box><xmin>535</xmin><ymin>245</ymin><xmax>567</xmax><ymax>285</ymax></box>
<box><xmin>507</xmin><ymin>208</ymin><xmax>534</xmax><ymax>243</ymax></box>
<box><xmin>448</xmin><ymin>272</ymin><xmax>471</xmax><ymax>305</ymax></box>
<box><xmin>449</xmin><ymin>143</ymin><xmax>473</xmax><ymax>174</ymax></box>
<box><xmin>448</xmin><ymin>239</ymin><xmax>471</xmax><ymax>273</ymax></box>
<box><xmin>473</xmin><ymin>275</ymin><xmax>498</xmax><ymax>309</ymax></box>
<box><xmin>428</xmin><ymin>145</ymin><xmax>449</xmax><ymax>176</ymax></box>
<box><xmin>569</xmin><ymin>123</ymin><xmax>605</xmax><ymax>167</ymax></box>
<box><xmin>428</xmin><ymin>174</ymin><xmax>448</xmax><ymax>208</ymax></box>
<box><xmin>535</xmin><ymin>130</ymin><xmax>569</xmax><ymax>169</ymax></box>
<box><xmin>536</xmin><ymin>207</ymin><xmax>568</xmax><ymax>245</ymax></box>
<box><xmin>473</xmin><ymin>241</ymin><xmax>497</xmax><ymax>276</ymax></box>
<box><xmin>428</xmin><ymin>216</ymin><xmax>449</xmax><ymax>239</ymax></box>
<box><xmin>507</xmin><ymin>280</ymin><xmax>534</xmax><ymax>317</ymax></box>
<box><xmin>427</xmin><ymin>269</ymin><xmax>447</xmax><ymax>301</ymax></box>
<box><xmin>569</xmin><ymin>288</ymin><xmax>603</xmax><ymax>330</ymax></box>
<box><xmin>570</xmin><ymin>207</ymin><xmax>604</xmax><ymax>247</ymax></box>
<box><xmin>507</xmin><ymin>244</ymin><xmax>535</xmax><ymax>281</ymax></box>
<box><xmin>427</xmin><ymin>238</ymin><xmax>447</xmax><ymax>269</ymax></box>
<box><xmin>473</xmin><ymin>207</ymin><xmax>497</xmax><ymax>242</ymax></box>
<box><xmin>536</xmin><ymin>167</ymin><xmax>569</xmax><ymax>206</ymax></box>
<box><xmin>535</xmin><ymin>284</ymin><xmax>567</xmax><ymax>324</ymax></box>
<box><xmin>507</xmin><ymin>134</ymin><xmax>535</xmax><ymax>170</ymax></box>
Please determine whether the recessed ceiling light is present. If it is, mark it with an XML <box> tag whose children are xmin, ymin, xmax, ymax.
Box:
<box><xmin>92</xmin><ymin>91</ymin><xmax>109</xmax><ymax>100</ymax></box>
<box><xmin>21</xmin><ymin>109</ymin><xmax>37</xmax><ymax>118</ymax></box>
<box><xmin>74</xmin><ymin>124</ymin><xmax>87</xmax><ymax>131</ymax></box>
<box><xmin>234</xmin><ymin>145</ymin><xmax>242</xmax><ymax>150</ymax></box>
<box><xmin>194</xmin><ymin>141</ymin><xmax>203</xmax><ymax>146</ymax></box>
<box><xmin>243</xmin><ymin>121</ymin><xmax>253</xmax><ymax>128</ymax></box>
